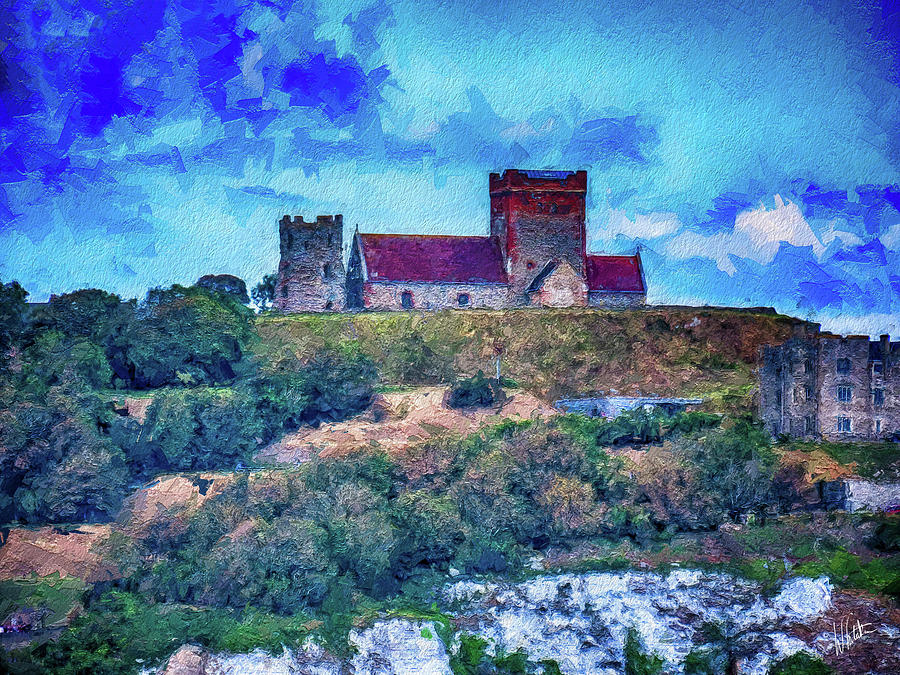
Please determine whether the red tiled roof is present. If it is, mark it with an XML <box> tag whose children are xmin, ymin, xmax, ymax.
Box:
<box><xmin>586</xmin><ymin>254</ymin><xmax>645</xmax><ymax>292</ymax></box>
<box><xmin>358</xmin><ymin>234</ymin><xmax>507</xmax><ymax>284</ymax></box>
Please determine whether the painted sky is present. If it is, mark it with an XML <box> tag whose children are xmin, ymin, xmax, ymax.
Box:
<box><xmin>1</xmin><ymin>0</ymin><xmax>899</xmax><ymax>334</ymax></box>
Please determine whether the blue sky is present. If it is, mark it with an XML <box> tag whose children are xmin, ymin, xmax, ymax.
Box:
<box><xmin>1</xmin><ymin>0</ymin><xmax>899</xmax><ymax>334</ymax></box>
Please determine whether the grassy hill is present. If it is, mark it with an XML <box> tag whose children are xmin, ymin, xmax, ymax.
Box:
<box><xmin>256</xmin><ymin>306</ymin><xmax>809</xmax><ymax>411</ymax></box>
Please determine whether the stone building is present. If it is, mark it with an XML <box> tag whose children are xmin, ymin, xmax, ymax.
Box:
<box><xmin>276</xmin><ymin>169</ymin><xmax>647</xmax><ymax>312</ymax></box>
<box><xmin>274</xmin><ymin>215</ymin><xmax>346</xmax><ymax>313</ymax></box>
<box><xmin>759</xmin><ymin>325</ymin><xmax>900</xmax><ymax>441</ymax></box>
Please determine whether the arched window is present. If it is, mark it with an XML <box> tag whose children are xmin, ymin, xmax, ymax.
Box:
<box><xmin>322</xmin><ymin>263</ymin><xmax>330</xmax><ymax>279</ymax></box>
<box><xmin>401</xmin><ymin>291</ymin><xmax>413</xmax><ymax>309</ymax></box>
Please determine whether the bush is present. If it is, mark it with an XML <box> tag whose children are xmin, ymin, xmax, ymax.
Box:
<box><xmin>125</xmin><ymin>388</ymin><xmax>263</xmax><ymax>473</ymax></box>
<box><xmin>447</xmin><ymin>371</ymin><xmax>502</xmax><ymax>409</ymax></box>
<box><xmin>247</xmin><ymin>349</ymin><xmax>376</xmax><ymax>440</ymax></box>
<box><xmin>624</xmin><ymin>627</ymin><xmax>664</xmax><ymax>675</ymax></box>
<box><xmin>768</xmin><ymin>652</ymin><xmax>833</xmax><ymax>675</ymax></box>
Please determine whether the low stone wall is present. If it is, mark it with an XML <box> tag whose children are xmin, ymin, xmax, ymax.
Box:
<box><xmin>588</xmin><ymin>291</ymin><xmax>646</xmax><ymax>308</ymax></box>
<box><xmin>362</xmin><ymin>281</ymin><xmax>508</xmax><ymax>310</ymax></box>
<box><xmin>845</xmin><ymin>479</ymin><xmax>900</xmax><ymax>512</ymax></box>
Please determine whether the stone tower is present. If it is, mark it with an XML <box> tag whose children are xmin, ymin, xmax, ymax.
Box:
<box><xmin>275</xmin><ymin>215</ymin><xmax>345</xmax><ymax>312</ymax></box>
<box><xmin>489</xmin><ymin>169</ymin><xmax>587</xmax><ymax>303</ymax></box>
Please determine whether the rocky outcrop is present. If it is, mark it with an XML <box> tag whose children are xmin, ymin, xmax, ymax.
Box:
<box><xmin>444</xmin><ymin>569</ymin><xmax>832</xmax><ymax>675</ymax></box>
<box><xmin>150</xmin><ymin>570</ymin><xmax>834</xmax><ymax>675</ymax></box>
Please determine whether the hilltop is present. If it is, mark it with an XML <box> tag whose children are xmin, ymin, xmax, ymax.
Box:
<box><xmin>256</xmin><ymin>306</ymin><xmax>807</xmax><ymax>410</ymax></box>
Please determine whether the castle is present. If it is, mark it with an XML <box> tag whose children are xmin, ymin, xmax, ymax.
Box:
<box><xmin>760</xmin><ymin>325</ymin><xmax>899</xmax><ymax>441</ymax></box>
<box><xmin>274</xmin><ymin>169</ymin><xmax>646</xmax><ymax>312</ymax></box>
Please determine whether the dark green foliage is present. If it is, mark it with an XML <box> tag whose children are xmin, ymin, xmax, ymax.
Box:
<box><xmin>449</xmin><ymin>634</ymin><xmax>535</xmax><ymax>675</ymax></box>
<box><xmin>624</xmin><ymin>628</ymin><xmax>664</xmax><ymax>675</ymax></box>
<box><xmin>121</xmin><ymin>285</ymin><xmax>255</xmax><ymax>388</ymax></box>
<box><xmin>0</xmin><ymin>279</ymin><xmax>28</xmax><ymax>369</ymax></box>
<box><xmin>246</xmin><ymin>349</ymin><xmax>376</xmax><ymax>439</ymax></box>
<box><xmin>871</xmin><ymin>517</ymin><xmax>900</xmax><ymax>552</ymax></box>
<box><xmin>1</xmin><ymin>591</ymin><xmax>313</xmax><ymax>675</ymax></box>
<box><xmin>768</xmin><ymin>652</ymin><xmax>833</xmax><ymax>675</ymax></box>
<box><xmin>447</xmin><ymin>371</ymin><xmax>502</xmax><ymax>409</ymax></box>
<box><xmin>252</xmin><ymin>273</ymin><xmax>277</xmax><ymax>310</ymax></box>
<box><xmin>0</xmin><ymin>386</ymin><xmax>128</xmax><ymax>523</ymax></box>
<box><xmin>121</xmin><ymin>388</ymin><xmax>264</xmax><ymax>473</ymax></box>
<box><xmin>196</xmin><ymin>274</ymin><xmax>250</xmax><ymax>304</ymax></box>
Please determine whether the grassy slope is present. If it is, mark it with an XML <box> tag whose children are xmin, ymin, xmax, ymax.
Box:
<box><xmin>256</xmin><ymin>307</ymin><xmax>805</xmax><ymax>410</ymax></box>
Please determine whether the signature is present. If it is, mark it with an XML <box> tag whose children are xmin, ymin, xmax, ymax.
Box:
<box><xmin>830</xmin><ymin>615</ymin><xmax>877</xmax><ymax>655</ymax></box>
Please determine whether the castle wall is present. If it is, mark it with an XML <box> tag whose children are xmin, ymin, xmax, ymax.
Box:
<box><xmin>275</xmin><ymin>215</ymin><xmax>346</xmax><ymax>313</ymax></box>
<box><xmin>587</xmin><ymin>291</ymin><xmax>647</xmax><ymax>309</ymax></box>
<box><xmin>758</xmin><ymin>330</ymin><xmax>900</xmax><ymax>441</ymax></box>
<box><xmin>361</xmin><ymin>282</ymin><xmax>508</xmax><ymax>311</ymax></box>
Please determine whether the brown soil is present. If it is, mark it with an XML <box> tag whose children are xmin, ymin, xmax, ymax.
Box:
<box><xmin>779</xmin><ymin>448</ymin><xmax>857</xmax><ymax>483</ymax></box>
<box><xmin>118</xmin><ymin>473</ymin><xmax>235</xmax><ymax>535</ymax></box>
<box><xmin>0</xmin><ymin>525</ymin><xmax>114</xmax><ymax>582</ymax></box>
<box><xmin>256</xmin><ymin>386</ymin><xmax>554</xmax><ymax>463</ymax></box>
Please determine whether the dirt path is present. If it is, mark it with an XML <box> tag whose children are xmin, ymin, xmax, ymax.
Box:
<box><xmin>257</xmin><ymin>386</ymin><xmax>554</xmax><ymax>463</ymax></box>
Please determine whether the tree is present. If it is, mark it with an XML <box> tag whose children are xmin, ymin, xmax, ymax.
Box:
<box><xmin>120</xmin><ymin>285</ymin><xmax>255</xmax><ymax>388</ymax></box>
<box><xmin>197</xmin><ymin>274</ymin><xmax>250</xmax><ymax>304</ymax></box>
<box><xmin>252</xmin><ymin>274</ymin><xmax>277</xmax><ymax>311</ymax></box>
<box><xmin>0</xmin><ymin>279</ymin><xmax>28</xmax><ymax>368</ymax></box>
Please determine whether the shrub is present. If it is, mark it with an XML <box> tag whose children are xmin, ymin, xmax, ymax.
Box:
<box><xmin>768</xmin><ymin>652</ymin><xmax>833</xmax><ymax>675</ymax></box>
<box><xmin>624</xmin><ymin>627</ymin><xmax>664</xmax><ymax>675</ymax></box>
<box><xmin>447</xmin><ymin>371</ymin><xmax>501</xmax><ymax>409</ymax></box>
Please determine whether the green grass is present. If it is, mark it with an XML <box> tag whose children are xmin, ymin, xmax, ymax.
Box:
<box><xmin>0</xmin><ymin>575</ymin><xmax>88</xmax><ymax>627</ymax></box>
<box><xmin>255</xmin><ymin>307</ymin><xmax>799</xmax><ymax>408</ymax></box>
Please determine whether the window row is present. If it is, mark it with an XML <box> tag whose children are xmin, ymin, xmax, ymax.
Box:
<box><xmin>400</xmin><ymin>291</ymin><xmax>471</xmax><ymax>309</ymax></box>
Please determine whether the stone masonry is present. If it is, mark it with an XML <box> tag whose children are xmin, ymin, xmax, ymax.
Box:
<box><xmin>759</xmin><ymin>325</ymin><xmax>900</xmax><ymax>441</ymax></box>
<box><xmin>274</xmin><ymin>215</ymin><xmax>345</xmax><ymax>312</ymax></box>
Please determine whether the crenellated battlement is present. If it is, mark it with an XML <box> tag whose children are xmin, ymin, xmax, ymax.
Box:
<box><xmin>489</xmin><ymin>169</ymin><xmax>587</xmax><ymax>193</ymax></box>
<box><xmin>280</xmin><ymin>214</ymin><xmax>344</xmax><ymax>228</ymax></box>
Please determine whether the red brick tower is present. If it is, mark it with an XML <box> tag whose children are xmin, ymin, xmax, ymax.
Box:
<box><xmin>489</xmin><ymin>169</ymin><xmax>587</xmax><ymax>303</ymax></box>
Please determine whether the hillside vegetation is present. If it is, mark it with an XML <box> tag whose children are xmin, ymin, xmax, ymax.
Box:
<box><xmin>256</xmin><ymin>307</ymin><xmax>805</xmax><ymax>409</ymax></box>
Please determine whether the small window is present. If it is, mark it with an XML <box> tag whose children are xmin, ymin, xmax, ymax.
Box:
<box><xmin>876</xmin><ymin>419</ymin><xmax>882</xmax><ymax>434</ymax></box>
<box><xmin>836</xmin><ymin>358</ymin><xmax>851</xmax><ymax>374</ymax></box>
<box><xmin>873</xmin><ymin>388</ymin><xmax>885</xmax><ymax>407</ymax></box>
<box><xmin>400</xmin><ymin>291</ymin><xmax>413</xmax><ymax>309</ymax></box>
<box><xmin>324</xmin><ymin>300</ymin><xmax>333</xmax><ymax>311</ymax></box>
<box><xmin>837</xmin><ymin>386</ymin><xmax>853</xmax><ymax>403</ymax></box>
<box><xmin>526</xmin><ymin>261</ymin><xmax>535</xmax><ymax>270</ymax></box>
<box><xmin>804</xmin><ymin>358</ymin><xmax>813</xmax><ymax>374</ymax></box>
<box><xmin>322</xmin><ymin>263</ymin><xmax>331</xmax><ymax>279</ymax></box>
<box><xmin>775</xmin><ymin>389</ymin><xmax>782</xmax><ymax>406</ymax></box>
<box><xmin>457</xmin><ymin>293</ymin><xmax>470</xmax><ymax>307</ymax></box>
<box><xmin>281</xmin><ymin>284</ymin><xmax>289</xmax><ymax>298</ymax></box>
<box><xmin>805</xmin><ymin>386</ymin><xmax>814</xmax><ymax>401</ymax></box>
<box><xmin>792</xmin><ymin>388</ymin><xmax>801</xmax><ymax>404</ymax></box>
<box><xmin>836</xmin><ymin>416</ymin><xmax>851</xmax><ymax>433</ymax></box>
<box><xmin>304</xmin><ymin>240</ymin><xmax>311</xmax><ymax>251</ymax></box>
<box><xmin>805</xmin><ymin>416</ymin><xmax>814</xmax><ymax>434</ymax></box>
<box><xmin>873</xmin><ymin>361</ymin><xmax>884</xmax><ymax>374</ymax></box>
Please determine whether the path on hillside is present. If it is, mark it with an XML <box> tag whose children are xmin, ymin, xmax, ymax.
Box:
<box><xmin>256</xmin><ymin>386</ymin><xmax>555</xmax><ymax>464</ymax></box>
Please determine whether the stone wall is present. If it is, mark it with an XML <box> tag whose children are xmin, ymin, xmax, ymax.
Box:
<box><xmin>489</xmin><ymin>170</ymin><xmax>587</xmax><ymax>300</ymax></box>
<box><xmin>361</xmin><ymin>281</ymin><xmax>508</xmax><ymax>311</ymax></box>
<box><xmin>759</xmin><ymin>330</ymin><xmax>900</xmax><ymax>440</ymax></box>
<box><xmin>818</xmin><ymin>335</ymin><xmax>873</xmax><ymax>440</ymax></box>
<box><xmin>587</xmin><ymin>290</ymin><xmax>646</xmax><ymax>309</ymax></box>
<box><xmin>845</xmin><ymin>479</ymin><xmax>900</xmax><ymax>512</ymax></box>
<box><xmin>275</xmin><ymin>215</ymin><xmax>346</xmax><ymax>313</ymax></box>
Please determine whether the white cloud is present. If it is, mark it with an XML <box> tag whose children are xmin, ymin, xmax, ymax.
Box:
<box><xmin>662</xmin><ymin>195</ymin><xmax>862</xmax><ymax>274</ymax></box>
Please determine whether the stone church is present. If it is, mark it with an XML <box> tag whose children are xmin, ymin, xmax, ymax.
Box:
<box><xmin>274</xmin><ymin>169</ymin><xmax>646</xmax><ymax>312</ymax></box>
